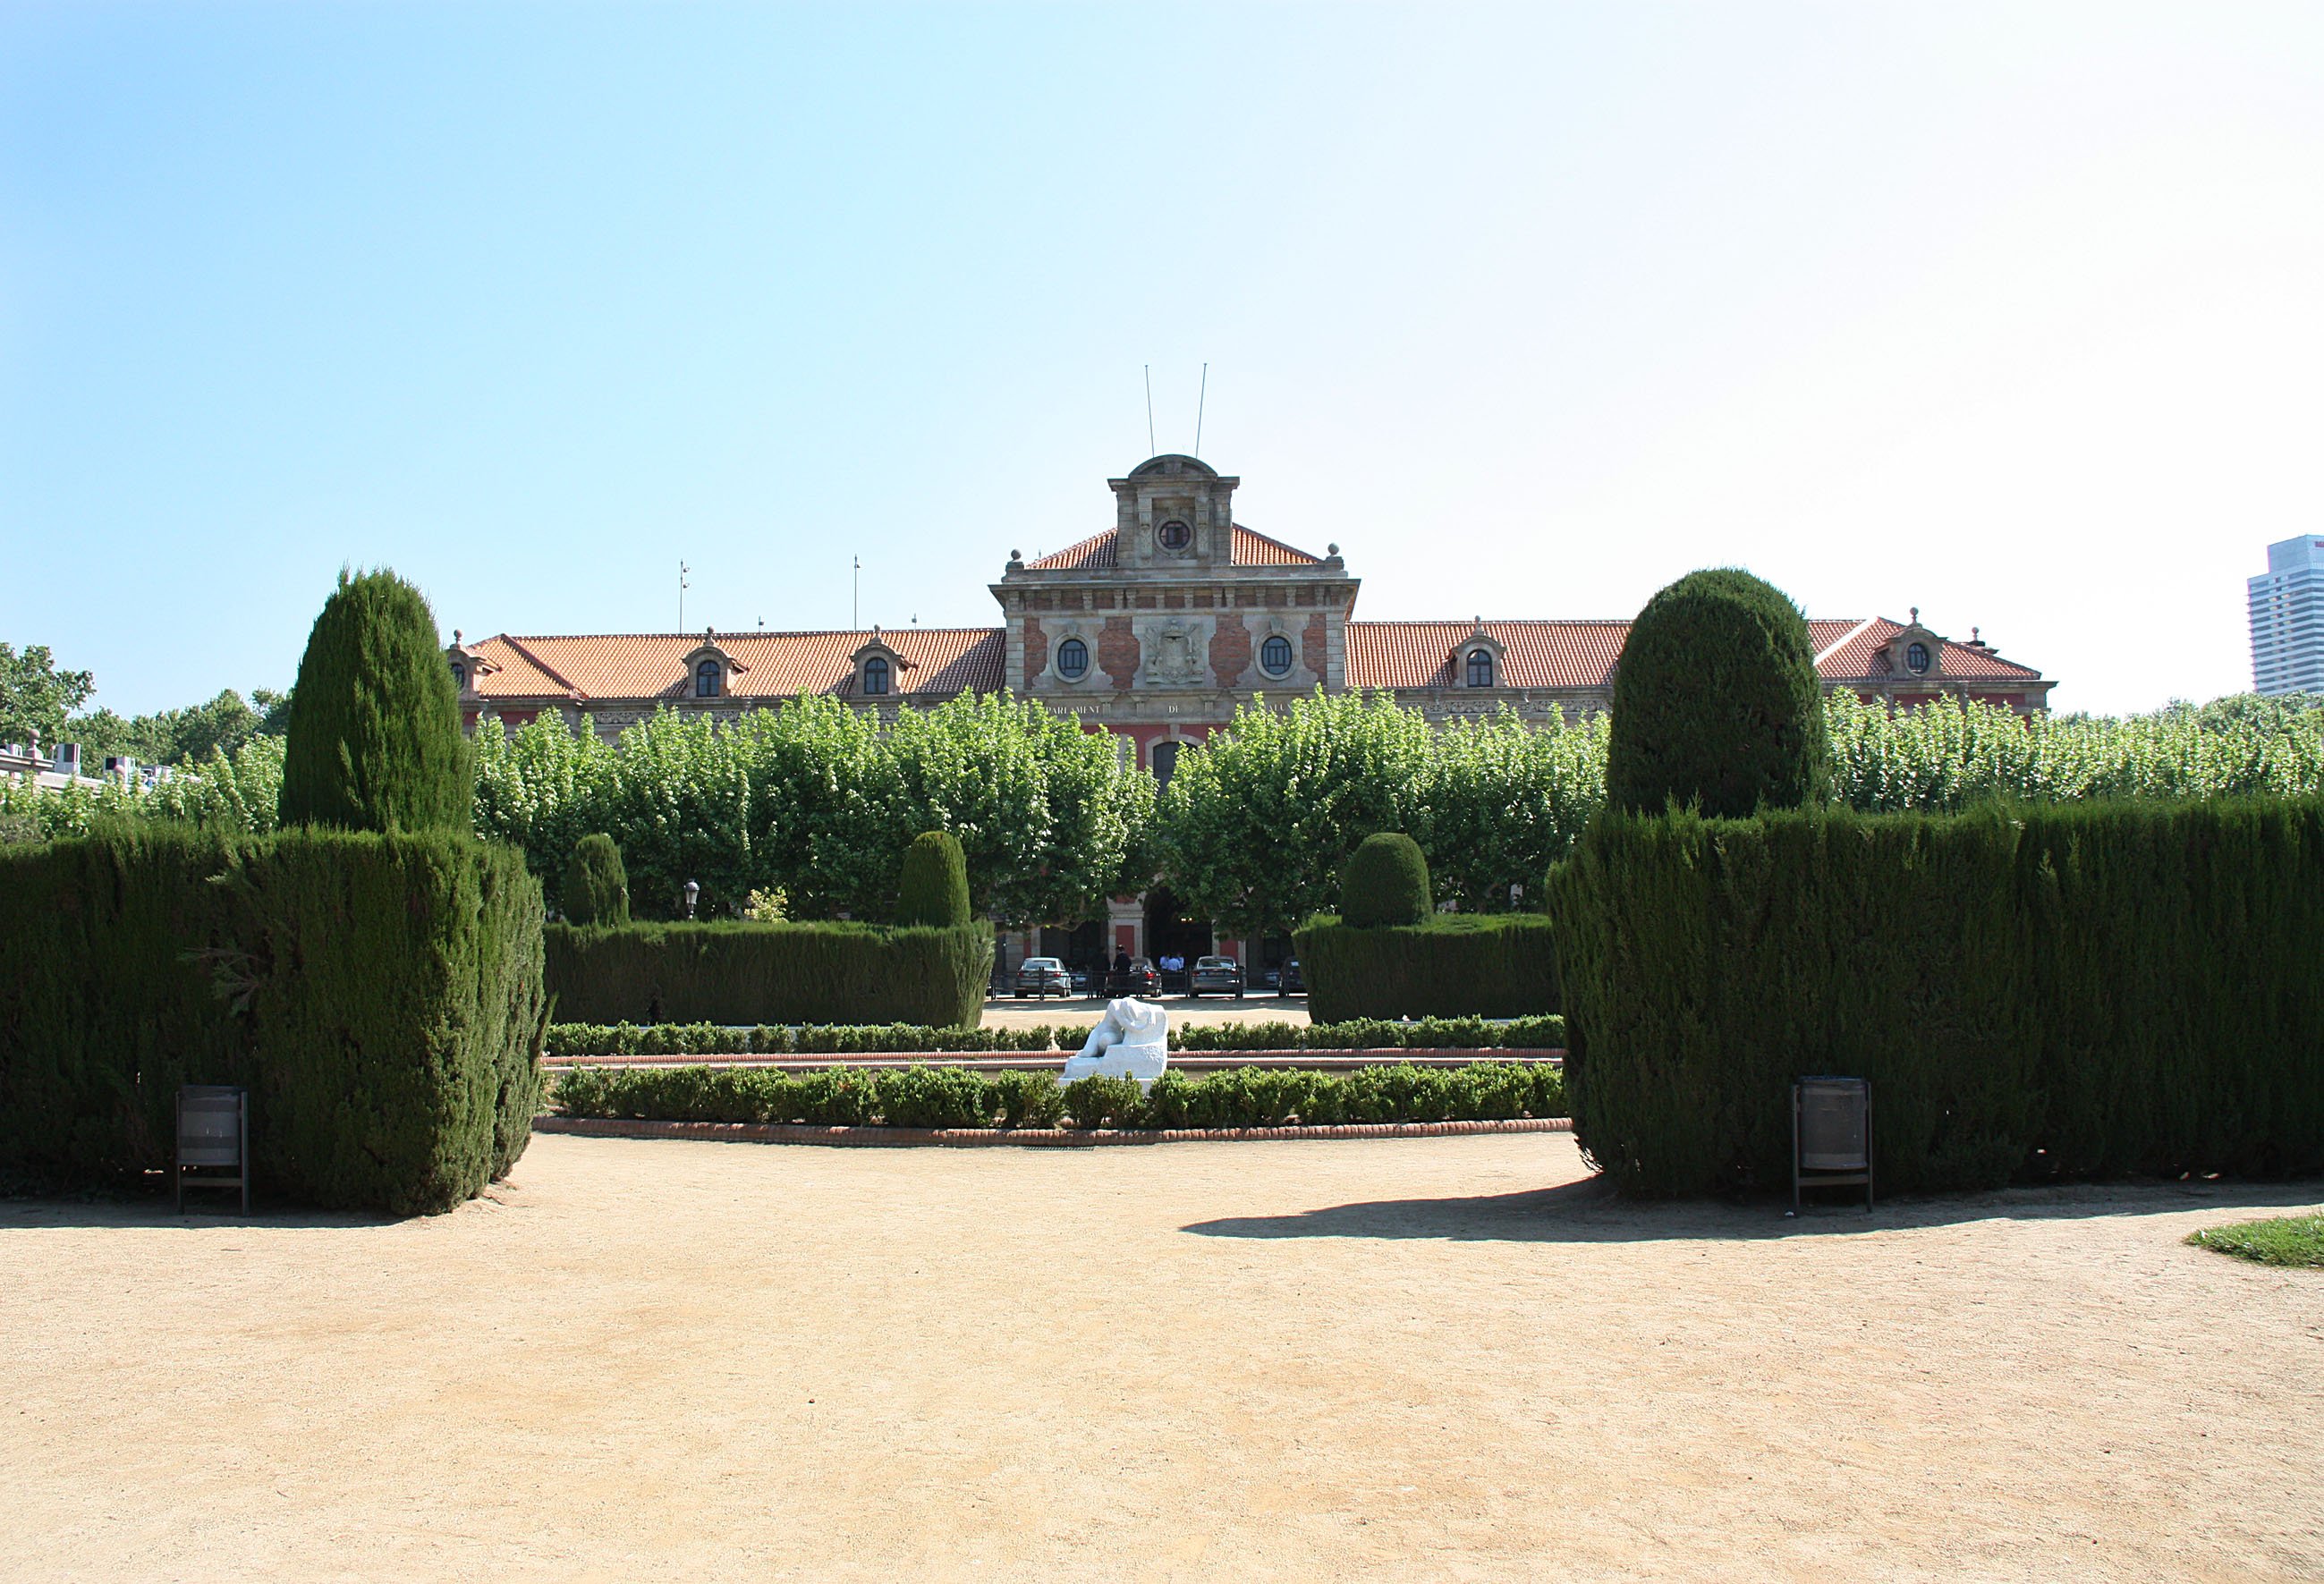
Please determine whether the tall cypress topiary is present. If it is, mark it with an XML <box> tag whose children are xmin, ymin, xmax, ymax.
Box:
<box><xmin>278</xmin><ymin>569</ymin><xmax>472</xmax><ymax>833</ymax></box>
<box><xmin>1341</xmin><ymin>832</ymin><xmax>1432</xmax><ymax>927</ymax></box>
<box><xmin>895</xmin><ymin>829</ymin><xmax>971</xmax><ymax>927</ymax></box>
<box><xmin>564</xmin><ymin>833</ymin><xmax>630</xmax><ymax>926</ymax></box>
<box><xmin>1606</xmin><ymin>568</ymin><xmax>1829</xmax><ymax>817</ymax></box>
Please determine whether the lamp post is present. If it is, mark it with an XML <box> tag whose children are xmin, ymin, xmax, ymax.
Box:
<box><xmin>682</xmin><ymin>879</ymin><xmax>700</xmax><ymax>919</ymax></box>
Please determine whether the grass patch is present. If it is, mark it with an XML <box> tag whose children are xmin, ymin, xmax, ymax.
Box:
<box><xmin>2186</xmin><ymin>1215</ymin><xmax>2324</xmax><ymax>1268</ymax></box>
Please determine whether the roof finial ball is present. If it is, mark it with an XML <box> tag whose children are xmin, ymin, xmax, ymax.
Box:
<box><xmin>453</xmin><ymin>630</ymin><xmax>462</xmax><ymax>645</ymax></box>
<box><xmin>1910</xmin><ymin>606</ymin><xmax>1920</xmax><ymax>625</ymax></box>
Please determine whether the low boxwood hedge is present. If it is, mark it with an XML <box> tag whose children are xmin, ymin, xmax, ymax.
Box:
<box><xmin>1293</xmin><ymin>913</ymin><xmax>1560</xmax><ymax>1022</ymax></box>
<box><xmin>552</xmin><ymin>1059</ymin><xmax>1565</xmax><ymax>1130</ymax></box>
<box><xmin>545</xmin><ymin>919</ymin><xmax>991</xmax><ymax>1029</ymax></box>
<box><xmin>542</xmin><ymin>1013</ymin><xmax>1566</xmax><ymax>1059</ymax></box>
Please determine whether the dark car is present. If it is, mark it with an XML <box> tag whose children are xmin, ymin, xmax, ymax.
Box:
<box><xmin>1189</xmin><ymin>954</ymin><xmax>1245</xmax><ymax>998</ymax></box>
<box><xmin>1014</xmin><ymin>956</ymin><xmax>1073</xmax><ymax>999</ymax></box>
<box><xmin>1110</xmin><ymin>957</ymin><xmax>1160</xmax><ymax>998</ymax></box>
<box><xmin>1275</xmin><ymin>958</ymin><xmax>1305</xmax><ymax>996</ymax></box>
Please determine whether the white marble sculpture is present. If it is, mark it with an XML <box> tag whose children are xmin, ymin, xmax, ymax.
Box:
<box><xmin>1059</xmin><ymin>997</ymin><xmax>1169</xmax><ymax>1091</ymax></box>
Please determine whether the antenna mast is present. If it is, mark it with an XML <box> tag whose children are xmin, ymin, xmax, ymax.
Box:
<box><xmin>853</xmin><ymin>555</ymin><xmax>861</xmax><ymax>630</ymax></box>
<box><xmin>1144</xmin><ymin>365</ymin><xmax>1156</xmax><ymax>456</ymax></box>
<box><xmin>1194</xmin><ymin>362</ymin><xmax>1209</xmax><ymax>458</ymax></box>
<box><xmin>679</xmin><ymin>562</ymin><xmax>690</xmax><ymax>631</ymax></box>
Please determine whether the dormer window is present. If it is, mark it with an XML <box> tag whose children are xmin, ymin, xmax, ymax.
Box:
<box><xmin>450</xmin><ymin>661</ymin><xmax>468</xmax><ymax>690</ymax></box>
<box><xmin>1259</xmin><ymin>634</ymin><xmax>1293</xmax><ymax>677</ymax></box>
<box><xmin>1466</xmin><ymin>648</ymin><xmax>1496</xmax><ymax>688</ymax></box>
<box><xmin>1905</xmin><ymin>641</ymin><xmax>1931</xmax><ymax>675</ymax></box>
<box><xmin>1056</xmin><ymin>637</ymin><xmax>1090</xmax><ymax>681</ymax></box>
<box><xmin>863</xmin><ymin>655</ymin><xmax>891</xmax><ymax>696</ymax></box>
<box><xmin>695</xmin><ymin>658</ymin><xmax>723</xmax><ymax>698</ymax></box>
<box><xmin>1157</xmin><ymin>519</ymin><xmax>1191</xmax><ymax>551</ymax></box>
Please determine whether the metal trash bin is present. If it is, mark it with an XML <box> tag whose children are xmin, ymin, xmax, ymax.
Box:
<box><xmin>176</xmin><ymin>1084</ymin><xmax>249</xmax><ymax>1213</ymax></box>
<box><xmin>1793</xmin><ymin>1076</ymin><xmax>1871</xmax><ymax>1213</ymax></box>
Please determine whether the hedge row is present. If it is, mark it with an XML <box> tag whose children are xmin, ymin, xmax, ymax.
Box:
<box><xmin>1294</xmin><ymin>913</ymin><xmax>1561</xmax><ymax>1022</ymax></box>
<box><xmin>1549</xmin><ymin>799</ymin><xmax>2324</xmax><ymax>1196</ymax></box>
<box><xmin>545</xmin><ymin>920</ymin><xmax>991</xmax><ymax>1029</ymax></box>
<box><xmin>0</xmin><ymin>826</ymin><xmax>547</xmax><ymax>1214</ymax></box>
<box><xmin>542</xmin><ymin>1013</ymin><xmax>1567</xmax><ymax>1059</ymax></box>
<box><xmin>552</xmin><ymin>1060</ymin><xmax>1565</xmax><ymax>1130</ymax></box>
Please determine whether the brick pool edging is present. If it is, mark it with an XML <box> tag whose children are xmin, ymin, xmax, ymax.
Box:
<box><xmin>535</xmin><ymin>1115</ymin><xmax>1574</xmax><ymax>1148</ymax></box>
<box><xmin>541</xmin><ymin>1048</ymin><xmax>1565</xmax><ymax>1073</ymax></box>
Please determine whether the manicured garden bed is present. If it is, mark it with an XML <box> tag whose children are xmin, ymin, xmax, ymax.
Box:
<box><xmin>543</xmin><ymin>1013</ymin><xmax>1565</xmax><ymax>1059</ymax></box>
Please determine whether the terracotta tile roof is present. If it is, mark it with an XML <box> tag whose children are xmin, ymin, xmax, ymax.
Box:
<box><xmin>1349</xmin><ymin>619</ymin><xmax>2042</xmax><ymax>690</ymax></box>
<box><xmin>469</xmin><ymin>628</ymin><xmax>1005</xmax><ymax>702</ymax></box>
<box><xmin>1023</xmin><ymin>524</ymin><xmax>1323</xmax><ymax>572</ymax></box>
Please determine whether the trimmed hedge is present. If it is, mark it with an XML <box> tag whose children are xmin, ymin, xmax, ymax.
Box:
<box><xmin>542</xmin><ymin>1013</ymin><xmax>1567</xmax><ymax>1059</ymax></box>
<box><xmin>1294</xmin><ymin>913</ymin><xmax>1561</xmax><ymax>1022</ymax></box>
<box><xmin>1548</xmin><ymin>799</ymin><xmax>2324</xmax><ymax>1196</ymax></box>
<box><xmin>895</xmin><ymin>830</ymin><xmax>971</xmax><ymax>928</ymax></box>
<box><xmin>552</xmin><ymin>1060</ymin><xmax>1565</xmax><ymax>1130</ymax></box>
<box><xmin>1606</xmin><ymin>567</ymin><xmax>1828</xmax><ymax>818</ymax></box>
<box><xmin>564</xmin><ymin>834</ymin><xmax>630</xmax><ymax>926</ymax></box>
<box><xmin>0</xmin><ymin>825</ymin><xmax>546</xmax><ymax>1214</ymax></box>
<box><xmin>545</xmin><ymin>920</ymin><xmax>991</xmax><ymax>1029</ymax></box>
<box><xmin>1342</xmin><ymin>832</ymin><xmax>1431</xmax><ymax>927</ymax></box>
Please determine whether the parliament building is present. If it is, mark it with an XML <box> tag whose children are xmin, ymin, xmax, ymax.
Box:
<box><xmin>448</xmin><ymin>453</ymin><xmax>2054</xmax><ymax>967</ymax></box>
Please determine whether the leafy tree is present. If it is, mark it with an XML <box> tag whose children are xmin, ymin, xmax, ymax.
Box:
<box><xmin>1421</xmin><ymin>707</ymin><xmax>1608</xmax><ymax>911</ymax></box>
<box><xmin>1606</xmin><ymin>568</ymin><xmax>1828</xmax><ymax>817</ymax></box>
<box><xmin>1341</xmin><ymin>832</ymin><xmax>1431</xmax><ymax>925</ymax></box>
<box><xmin>895</xmin><ymin>830</ymin><xmax>971</xmax><ymax>926</ymax></box>
<box><xmin>0</xmin><ymin>643</ymin><xmax>95</xmax><ymax>751</ymax></box>
<box><xmin>1157</xmin><ymin>690</ymin><xmax>1433</xmax><ymax>941</ymax></box>
<box><xmin>278</xmin><ymin>570</ymin><xmax>471</xmax><ymax>833</ymax></box>
<box><xmin>563</xmin><ymin>834</ymin><xmax>631</xmax><ymax>925</ymax></box>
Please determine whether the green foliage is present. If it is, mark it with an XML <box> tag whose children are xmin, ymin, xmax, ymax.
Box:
<box><xmin>0</xmin><ymin>641</ymin><xmax>95</xmax><ymax>750</ymax></box>
<box><xmin>1607</xmin><ymin>568</ymin><xmax>1828</xmax><ymax>817</ymax></box>
<box><xmin>1293</xmin><ymin>914</ymin><xmax>1561</xmax><ymax>1022</ymax></box>
<box><xmin>2186</xmin><ymin>1215</ymin><xmax>2324</xmax><ymax>1268</ymax></box>
<box><xmin>545</xmin><ymin>920</ymin><xmax>992</xmax><ymax>1029</ymax></box>
<box><xmin>553</xmin><ymin>1059</ymin><xmax>1565</xmax><ymax>1131</ymax></box>
<box><xmin>0</xmin><ymin>825</ymin><xmax>546</xmax><ymax>1214</ymax></box>
<box><xmin>1340</xmin><ymin>832</ymin><xmax>1432</xmax><ymax>927</ymax></box>
<box><xmin>895</xmin><ymin>829</ymin><xmax>971</xmax><ymax>927</ymax></box>
<box><xmin>541</xmin><ymin>1015</ymin><xmax>1565</xmax><ymax>1058</ymax></box>
<box><xmin>470</xmin><ymin>691</ymin><xmax>1149</xmax><ymax>924</ymax></box>
<box><xmin>1548</xmin><ymin>799</ymin><xmax>2324</xmax><ymax>1196</ymax></box>
<box><xmin>278</xmin><ymin>570</ymin><xmax>471</xmax><ymax>834</ymax></box>
<box><xmin>563</xmin><ymin>834</ymin><xmax>631</xmax><ymax>926</ymax></box>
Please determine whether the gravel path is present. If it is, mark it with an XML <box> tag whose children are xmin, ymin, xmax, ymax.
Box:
<box><xmin>4</xmin><ymin>1133</ymin><xmax>2320</xmax><ymax>1582</ymax></box>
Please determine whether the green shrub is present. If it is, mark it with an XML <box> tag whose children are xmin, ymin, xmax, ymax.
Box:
<box><xmin>1605</xmin><ymin>568</ymin><xmax>1828</xmax><ymax>818</ymax></box>
<box><xmin>876</xmin><ymin>1065</ymin><xmax>1001</xmax><ymax>1129</ymax></box>
<box><xmin>895</xmin><ymin>829</ymin><xmax>972</xmax><ymax>928</ymax></box>
<box><xmin>1293</xmin><ymin>913</ymin><xmax>1561</xmax><ymax>1022</ymax></box>
<box><xmin>995</xmin><ymin>1071</ymin><xmax>1067</xmax><ymax>1128</ymax></box>
<box><xmin>545</xmin><ymin>920</ymin><xmax>990</xmax><ymax>1028</ymax></box>
<box><xmin>0</xmin><ymin>825</ymin><xmax>545</xmax><ymax>1214</ymax></box>
<box><xmin>542</xmin><ymin>1016</ymin><xmax>1565</xmax><ymax>1059</ymax></box>
<box><xmin>1062</xmin><ymin>1074</ymin><xmax>1144</xmax><ymax>1129</ymax></box>
<box><xmin>564</xmin><ymin>834</ymin><xmax>631</xmax><ymax>926</ymax></box>
<box><xmin>1548</xmin><ymin>799</ymin><xmax>2324</xmax><ymax>1196</ymax></box>
<box><xmin>277</xmin><ymin>569</ymin><xmax>472</xmax><ymax>834</ymax></box>
<box><xmin>1341</xmin><ymin>832</ymin><xmax>1432</xmax><ymax>928</ymax></box>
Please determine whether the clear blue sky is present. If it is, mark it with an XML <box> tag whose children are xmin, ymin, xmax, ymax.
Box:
<box><xmin>5</xmin><ymin>2</ymin><xmax>2320</xmax><ymax>716</ymax></box>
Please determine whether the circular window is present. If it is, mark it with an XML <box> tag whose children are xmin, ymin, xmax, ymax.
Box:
<box><xmin>1905</xmin><ymin>641</ymin><xmax>1931</xmax><ymax>675</ymax></box>
<box><xmin>1157</xmin><ymin>520</ymin><xmax>1192</xmax><ymax>551</ymax></box>
<box><xmin>1056</xmin><ymin>637</ymin><xmax>1090</xmax><ymax>681</ymax></box>
<box><xmin>1259</xmin><ymin>634</ymin><xmax>1293</xmax><ymax>676</ymax></box>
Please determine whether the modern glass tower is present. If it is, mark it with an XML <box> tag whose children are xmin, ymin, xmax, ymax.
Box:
<box><xmin>2249</xmin><ymin>537</ymin><xmax>2324</xmax><ymax>696</ymax></box>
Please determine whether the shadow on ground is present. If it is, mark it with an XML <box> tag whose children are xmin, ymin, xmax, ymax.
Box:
<box><xmin>1182</xmin><ymin>1175</ymin><xmax>2324</xmax><ymax>1243</ymax></box>
<box><xmin>0</xmin><ymin>1189</ymin><xmax>410</xmax><ymax>1233</ymax></box>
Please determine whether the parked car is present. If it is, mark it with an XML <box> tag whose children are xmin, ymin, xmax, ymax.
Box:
<box><xmin>1014</xmin><ymin>956</ymin><xmax>1073</xmax><ymax>999</ymax></box>
<box><xmin>1189</xmin><ymin>954</ymin><xmax>1246</xmax><ymax>998</ymax></box>
<box><xmin>1276</xmin><ymin>957</ymin><xmax>1304</xmax><ymax>996</ymax></box>
<box><xmin>1110</xmin><ymin>957</ymin><xmax>1160</xmax><ymax>998</ymax></box>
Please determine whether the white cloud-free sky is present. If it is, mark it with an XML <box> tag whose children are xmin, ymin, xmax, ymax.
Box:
<box><xmin>4</xmin><ymin>2</ymin><xmax>2320</xmax><ymax>716</ymax></box>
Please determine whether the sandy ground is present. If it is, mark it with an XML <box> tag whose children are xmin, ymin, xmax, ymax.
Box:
<box><xmin>982</xmin><ymin>994</ymin><xmax>1311</xmax><ymax>1031</ymax></box>
<box><xmin>4</xmin><ymin>1135</ymin><xmax>2320</xmax><ymax>1584</ymax></box>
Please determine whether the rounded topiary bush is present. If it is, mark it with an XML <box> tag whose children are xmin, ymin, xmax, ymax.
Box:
<box><xmin>1606</xmin><ymin>567</ymin><xmax>1829</xmax><ymax>818</ymax></box>
<box><xmin>895</xmin><ymin>829</ymin><xmax>971</xmax><ymax>928</ymax></box>
<box><xmin>278</xmin><ymin>568</ymin><xmax>471</xmax><ymax>833</ymax></box>
<box><xmin>1342</xmin><ymin>832</ymin><xmax>1432</xmax><ymax>928</ymax></box>
<box><xmin>564</xmin><ymin>833</ymin><xmax>630</xmax><ymax>926</ymax></box>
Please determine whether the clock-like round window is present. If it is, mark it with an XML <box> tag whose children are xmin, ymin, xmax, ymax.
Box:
<box><xmin>1157</xmin><ymin>519</ymin><xmax>1192</xmax><ymax>551</ymax></box>
<box><xmin>1259</xmin><ymin>634</ymin><xmax>1293</xmax><ymax>676</ymax></box>
<box><xmin>1055</xmin><ymin>637</ymin><xmax>1090</xmax><ymax>681</ymax></box>
<box><xmin>1905</xmin><ymin>641</ymin><xmax>1931</xmax><ymax>675</ymax></box>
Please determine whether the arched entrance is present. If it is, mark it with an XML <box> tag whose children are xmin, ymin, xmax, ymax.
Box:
<box><xmin>1141</xmin><ymin>885</ymin><xmax>1212</xmax><ymax>980</ymax></box>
